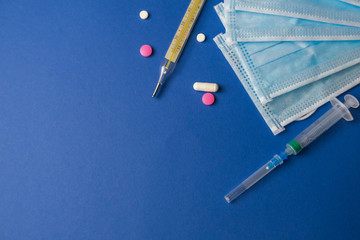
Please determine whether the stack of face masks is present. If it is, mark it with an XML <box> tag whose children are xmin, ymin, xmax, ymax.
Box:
<box><xmin>214</xmin><ymin>0</ymin><xmax>360</xmax><ymax>135</ymax></box>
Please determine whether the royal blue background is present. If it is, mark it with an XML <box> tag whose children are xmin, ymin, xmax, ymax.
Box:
<box><xmin>0</xmin><ymin>0</ymin><xmax>359</xmax><ymax>239</ymax></box>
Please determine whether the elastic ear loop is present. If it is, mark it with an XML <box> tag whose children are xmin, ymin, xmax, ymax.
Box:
<box><xmin>296</xmin><ymin>109</ymin><xmax>317</xmax><ymax>121</ymax></box>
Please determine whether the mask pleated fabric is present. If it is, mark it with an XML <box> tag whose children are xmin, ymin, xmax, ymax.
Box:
<box><xmin>215</xmin><ymin>3</ymin><xmax>360</xmax><ymax>42</ymax></box>
<box><xmin>225</xmin><ymin>0</ymin><xmax>360</xmax><ymax>27</ymax></box>
<box><xmin>215</xmin><ymin>4</ymin><xmax>360</xmax><ymax>103</ymax></box>
<box><xmin>214</xmin><ymin>0</ymin><xmax>360</xmax><ymax>134</ymax></box>
<box><xmin>214</xmin><ymin>34</ymin><xmax>360</xmax><ymax>135</ymax></box>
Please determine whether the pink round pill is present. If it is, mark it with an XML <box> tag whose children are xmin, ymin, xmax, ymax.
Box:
<box><xmin>140</xmin><ymin>45</ymin><xmax>153</xmax><ymax>57</ymax></box>
<box><xmin>202</xmin><ymin>93</ymin><xmax>215</xmax><ymax>106</ymax></box>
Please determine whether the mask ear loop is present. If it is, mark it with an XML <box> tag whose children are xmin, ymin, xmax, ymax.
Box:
<box><xmin>296</xmin><ymin>109</ymin><xmax>317</xmax><ymax>121</ymax></box>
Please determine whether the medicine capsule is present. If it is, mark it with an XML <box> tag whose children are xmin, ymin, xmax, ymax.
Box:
<box><xmin>193</xmin><ymin>82</ymin><xmax>219</xmax><ymax>92</ymax></box>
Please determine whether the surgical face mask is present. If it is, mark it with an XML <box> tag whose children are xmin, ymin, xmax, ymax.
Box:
<box><xmin>215</xmin><ymin>3</ymin><xmax>360</xmax><ymax>42</ymax></box>
<box><xmin>243</xmin><ymin>40</ymin><xmax>360</xmax><ymax>103</ymax></box>
<box><xmin>214</xmin><ymin>34</ymin><xmax>360</xmax><ymax>135</ymax></box>
<box><xmin>215</xmin><ymin>6</ymin><xmax>360</xmax><ymax>103</ymax></box>
<box><xmin>212</xmin><ymin>13</ymin><xmax>360</xmax><ymax>105</ymax></box>
<box><xmin>225</xmin><ymin>0</ymin><xmax>360</xmax><ymax>27</ymax></box>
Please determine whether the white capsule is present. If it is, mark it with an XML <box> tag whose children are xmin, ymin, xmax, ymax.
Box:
<box><xmin>139</xmin><ymin>10</ymin><xmax>149</xmax><ymax>20</ymax></box>
<box><xmin>193</xmin><ymin>82</ymin><xmax>219</xmax><ymax>92</ymax></box>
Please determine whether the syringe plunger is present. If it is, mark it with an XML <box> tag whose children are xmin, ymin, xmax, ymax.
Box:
<box><xmin>288</xmin><ymin>95</ymin><xmax>359</xmax><ymax>154</ymax></box>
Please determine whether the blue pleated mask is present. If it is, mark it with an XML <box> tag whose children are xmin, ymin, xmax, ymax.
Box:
<box><xmin>225</xmin><ymin>0</ymin><xmax>360</xmax><ymax>27</ymax></box>
<box><xmin>215</xmin><ymin>7</ymin><xmax>360</xmax><ymax>103</ymax></box>
<box><xmin>214</xmin><ymin>34</ymin><xmax>360</xmax><ymax>135</ymax></box>
<box><xmin>215</xmin><ymin>3</ymin><xmax>360</xmax><ymax>42</ymax></box>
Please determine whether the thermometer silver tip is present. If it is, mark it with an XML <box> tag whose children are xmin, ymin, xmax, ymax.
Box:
<box><xmin>152</xmin><ymin>82</ymin><xmax>161</xmax><ymax>98</ymax></box>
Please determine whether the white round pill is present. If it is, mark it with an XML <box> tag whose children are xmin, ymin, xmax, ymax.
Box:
<box><xmin>197</xmin><ymin>33</ymin><xmax>206</xmax><ymax>43</ymax></box>
<box><xmin>139</xmin><ymin>10</ymin><xmax>149</xmax><ymax>20</ymax></box>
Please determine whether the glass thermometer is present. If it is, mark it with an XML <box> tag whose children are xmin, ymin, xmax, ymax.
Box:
<box><xmin>152</xmin><ymin>0</ymin><xmax>207</xmax><ymax>97</ymax></box>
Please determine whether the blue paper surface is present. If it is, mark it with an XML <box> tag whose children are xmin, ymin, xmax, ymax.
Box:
<box><xmin>0</xmin><ymin>0</ymin><xmax>359</xmax><ymax>239</ymax></box>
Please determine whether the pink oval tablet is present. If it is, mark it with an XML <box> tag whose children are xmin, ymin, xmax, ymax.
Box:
<box><xmin>202</xmin><ymin>93</ymin><xmax>215</xmax><ymax>106</ymax></box>
<box><xmin>140</xmin><ymin>45</ymin><xmax>153</xmax><ymax>57</ymax></box>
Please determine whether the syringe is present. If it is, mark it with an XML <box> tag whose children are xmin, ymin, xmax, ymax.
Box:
<box><xmin>152</xmin><ymin>0</ymin><xmax>206</xmax><ymax>97</ymax></box>
<box><xmin>225</xmin><ymin>95</ymin><xmax>359</xmax><ymax>203</ymax></box>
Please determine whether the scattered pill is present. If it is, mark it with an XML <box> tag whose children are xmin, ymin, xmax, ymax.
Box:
<box><xmin>140</xmin><ymin>45</ymin><xmax>153</xmax><ymax>57</ymax></box>
<box><xmin>140</xmin><ymin>10</ymin><xmax>149</xmax><ymax>20</ymax></box>
<box><xmin>202</xmin><ymin>93</ymin><xmax>215</xmax><ymax>106</ymax></box>
<box><xmin>193</xmin><ymin>82</ymin><xmax>219</xmax><ymax>92</ymax></box>
<box><xmin>197</xmin><ymin>33</ymin><xmax>206</xmax><ymax>42</ymax></box>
